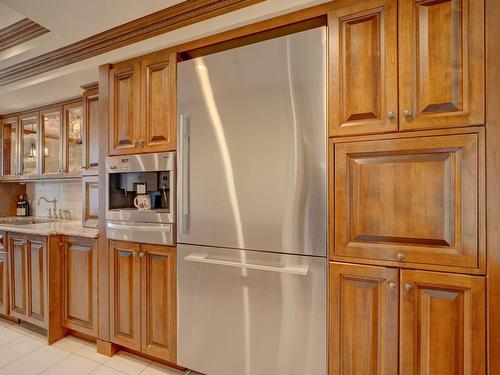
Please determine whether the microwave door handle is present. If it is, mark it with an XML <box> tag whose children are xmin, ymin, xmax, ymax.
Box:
<box><xmin>180</xmin><ymin>114</ymin><xmax>190</xmax><ymax>234</ymax></box>
<box><xmin>184</xmin><ymin>253</ymin><xmax>309</xmax><ymax>276</ymax></box>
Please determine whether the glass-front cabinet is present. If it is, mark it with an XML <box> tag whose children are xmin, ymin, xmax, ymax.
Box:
<box><xmin>20</xmin><ymin>112</ymin><xmax>39</xmax><ymax>177</ymax></box>
<box><xmin>0</xmin><ymin>117</ymin><xmax>19</xmax><ymax>178</ymax></box>
<box><xmin>63</xmin><ymin>103</ymin><xmax>83</xmax><ymax>176</ymax></box>
<box><xmin>41</xmin><ymin>107</ymin><xmax>62</xmax><ymax>177</ymax></box>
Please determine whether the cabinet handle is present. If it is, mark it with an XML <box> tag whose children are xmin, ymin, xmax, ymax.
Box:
<box><xmin>387</xmin><ymin>111</ymin><xmax>396</xmax><ymax>120</ymax></box>
<box><xmin>404</xmin><ymin>109</ymin><xmax>414</xmax><ymax>118</ymax></box>
<box><xmin>404</xmin><ymin>283</ymin><xmax>413</xmax><ymax>291</ymax></box>
<box><xmin>396</xmin><ymin>252</ymin><xmax>406</xmax><ymax>261</ymax></box>
<box><xmin>132</xmin><ymin>251</ymin><xmax>138</xmax><ymax>257</ymax></box>
<box><xmin>388</xmin><ymin>281</ymin><xmax>397</xmax><ymax>290</ymax></box>
<box><xmin>139</xmin><ymin>252</ymin><xmax>145</xmax><ymax>258</ymax></box>
<box><xmin>133</xmin><ymin>139</ymin><xmax>139</xmax><ymax>146</ymax></box>
<box><xmin>139</xmin><ymin>139</ymin><xmax>145</xmax><ymax>146</ymax></box>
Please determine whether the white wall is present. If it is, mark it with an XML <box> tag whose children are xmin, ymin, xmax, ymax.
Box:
<box><xmin>25</xmin><ymin>181</ymin><xmax>82</xmax><ymax>219</ymax></box>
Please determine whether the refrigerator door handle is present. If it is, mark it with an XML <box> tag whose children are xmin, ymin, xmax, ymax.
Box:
<box><xmin>184</xmin><ymin>253</ymin><xmax>309</xmax><ymax>276</ymax></box>
<box><xmin>180</xmin><ymin>114</ymin><xmax>190</xmax><ymax>233</ymax></box>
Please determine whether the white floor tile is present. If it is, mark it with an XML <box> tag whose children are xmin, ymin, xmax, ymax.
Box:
<box><xmin>0</xmin><ymin>327</ymin><xmax>24</xmax><ymax>346</ymax></box>
<box><xmin>53</xmin><ymin>336</ymin><xmax>92</xmax><ymax>353</ymax></box>
<box><xmin>76</xmin><ymin>344</ymin><xmax>111</xmax><ymax>364</ymax></box>
<box><xmin>0</xmin><ymin>335</ymin><xmax>45</xmax><ymax>367</ymax></box>
<box><xmin>0</xmin><ymin>345</ymin><xmax>70</xmax><ymax>375</ymax></box>
<box><xmin>41</xmin><ymin>354</ymin><xmax>101</xmax><ymax>375</ymax></box>
<box><xmin>91</xmin><ymin>366</ymin><xmax>127</xmax><ymax>375</ymax></box>
<box><xmin>104</xmin><ymin>351</ymin><xmax>150</xmax><ymax>375</ymax></box>
<box><xmin>140</xmin><ymin>363</ymin><xmax>185</xmax><ymax>375</ymax></box>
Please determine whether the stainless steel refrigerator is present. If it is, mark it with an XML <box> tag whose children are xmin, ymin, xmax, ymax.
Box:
<box><xmin>177</xmin><ymin>26</ymin><xmax>327</xmax><ymax>375</ymax></box>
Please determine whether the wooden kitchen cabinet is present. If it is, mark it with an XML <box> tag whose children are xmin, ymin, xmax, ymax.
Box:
<box><xmin>140</xmin><ymin>244</ymin><xmax>176</xmax><ymax>360</ymax></box>
<box><xmin>109</xmin><ymin>52</ymin><xmax>176</xmax><ymax>156</ymax></box>
<box><xmin>0</xmin><ymin>232</ymin><xmax>8</xmax><ymax>315</ymax></box>
<box><xmin>82</xmin><ymin>175</ymin><xmax>99</xmax><ymax>228</ymax></box>
<box><xmin>20</xmin><ymin>112</ymin><xmax>40</xmax><ymax>177</ymax></box>
<box><xmin>140</xmin><ymin>51</ymin><xmax>176</xmax><ymax>153</ymax></box>
<box><xmin>61</xmin><ymin>236</ymin><xmax>97</xmax><ymax>337</ymax></box>
<box><xmin>328</xmin><ymin>0</ymin><xmax>398</xmax><ymax>136</ymax></box>
<box><xmin>82</xmin><ymin>84</ymin><xmax>99</xmax><ymax>175</ymax></box>
<box><xmin>331</xmin><ymin>129</ymin><xmax>485</xmax><ymax>272</ymax></box>
<box><xmin>40</xmin><ymin>107</ymin><xmax>62</xmax><ymax>177</ymax></box>
<box><xmin>400</xmin><ymin>270</ymin><xmax>486</xmax><ymax>374</ymax></box>
<box><xmin>399</xmin><ymin>0</ymin><xmax>484</xmax><ymax>131</ymax></box>
<box><xmin>62</xmin><ymin>102</ymin><xmax>84</xmax><ymax>177</ymax></box>
<box><xmin>8</xmin><ymin>233</ymin><xmax>47</xmax><ymax>327</ymax></box>
<box><xmin>329</xmin><ymin>262</ymin><xmax>399</xmax><ymax>375</ymax></box>
<box><xmin>109</xmin><ymin>240</ymin><xmax>142</xmax><ymax>351</ymax></box>
<box><xmin>109</xmin><ymin>240</ymin><xmax>176</xmax><ymax>361</ymax></box>
<box><xmin>109</xmin><ymin>61</ymin><xmax>142</xmax><ymax>156</ymax></box>
<box><xmin>0</xmin><ymin>116</ymin><xmax>19</xmax><ymax>178</ymax></box>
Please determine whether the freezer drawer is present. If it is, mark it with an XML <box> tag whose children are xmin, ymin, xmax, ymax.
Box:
<box><xmin>177</xmin><ymin>244</ymin><xmax>327</xmax><ymax>375</ymax></box>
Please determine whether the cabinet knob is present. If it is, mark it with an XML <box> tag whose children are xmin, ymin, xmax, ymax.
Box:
<box><xmin>139</xmin><ymin>139</ymin><xmax>145</xmax><ymax>146</ymax></box>
<box><xmin>404</xmin><ymin>109</ymin><xmax>414</xmax><ymax>118</ymax></box>
<box><xmin>133</xmin><ymin>139</ymin><xmax>139</xmax><ymax>146</ymax></box>
<box><xmin>132</xmin><ymin>252</ymin><xmax>137</xmax><ymax>257</ymax></box>
<box><xmin>404</xmin><ymin>283</ymin><xmax>413</xmax><ymax>291</ymax></box>
<box><xmin>139</xmin><ymin>252</ymin><xmax>145</xmax><ymax>258</ymax></box>
<box><xmin>387</xmin><ymin>111</ymin><xmax>396</xmax><ymax>119</ymax></box>
<box><xmin>396</xmin><ymin>252</ymin><xmax>406</xmax><ymax>261</ymax></box>
<box><xmin>388</xmin><ymin>281</ymin><xmax>397</xmax><ymax>290</ymax></box>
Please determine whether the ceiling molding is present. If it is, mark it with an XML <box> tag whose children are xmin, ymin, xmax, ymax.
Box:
<box><xmin>0</xmin><ymin>18</ymin><xmax>49</xmax><ymax>53</ymax></box>
<box><xmin>0</xmin><ymin>0</ymin><xmax>262</xmax><ymax>87</ymax></box>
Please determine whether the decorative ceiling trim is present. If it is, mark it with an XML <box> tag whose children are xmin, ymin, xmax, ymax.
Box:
<box><xmin>0</xmin><ymin>18</ymin><xmax>49</xmax><ymax>53</ymax></box>
<box><xmin>0</xmin><ymin>0</ymin><xmax>263</xmax><ymax>87</ymax></box>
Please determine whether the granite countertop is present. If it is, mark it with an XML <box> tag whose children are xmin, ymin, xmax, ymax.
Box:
<box><xmin>0</xmin><ymin>217</ymin><xmax>99</xmax><ymax>238</ymax></box>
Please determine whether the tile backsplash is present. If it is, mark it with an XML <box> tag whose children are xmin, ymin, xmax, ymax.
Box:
<box><xmin>26</xmin><ymin>181</ymin><xmax>82</xmax><ymax>219</ymax></box>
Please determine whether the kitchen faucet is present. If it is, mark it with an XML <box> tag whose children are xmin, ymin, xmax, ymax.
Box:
<box><xmin>37</xmin><ymin>196</ymin><xmax>58</xmax><ymax>220</ymax></box>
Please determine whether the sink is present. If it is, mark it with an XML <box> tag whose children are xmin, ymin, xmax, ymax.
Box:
<box><xmin>0</xmin><ymin>217</ymin><xmax>51</xmax><ymax>225</ymax></box>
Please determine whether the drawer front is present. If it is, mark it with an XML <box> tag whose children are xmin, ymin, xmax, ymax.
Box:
<box><xmin>332</xmin><ymin>131</ymin><xmax>484</xmax><ymax>270</ymax></box>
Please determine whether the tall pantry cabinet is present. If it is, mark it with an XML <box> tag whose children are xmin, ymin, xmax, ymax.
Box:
<box><xmin>327</xmin><ymin>0</ymin><xmax>486</xmax><ymax>373</ymax></box>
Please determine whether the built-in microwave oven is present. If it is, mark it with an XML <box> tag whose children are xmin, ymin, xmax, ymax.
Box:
<box><xmin>106</xmin><ymin>152</ymin><xmax>175</xmax><ymax>245</ymax></box>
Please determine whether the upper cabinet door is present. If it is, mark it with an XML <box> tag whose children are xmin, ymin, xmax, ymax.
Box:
<box><xmin>140</xmin><ymin>52</ymin><xmax>176</xmax><ymax>153</ymax></box>
<box><xmin>82</xmin><ymin>87</ymin><xmax>99</xmax><ymax>174</ymax></box>
<box><xmin>332</xmin><ymin>129</ymin><xmax>484</xmax><ymax>271</ymax></box>
<box><xmin>63</xmin><ymin>102</ymin><xmax>84</xmax><ymax>176</ymax></box>
<box><xmin>400</xmin><ymin>270</ymin><xmax>486</xmax><ymax>374</ymax></box>
<box><xmin>19</xmin><ymin>112</ymin><xmax>40</xmax><ymax>177</ymax></box>
<box><xmin>40</xmin><ymin>107</ymin><xmax>62</xmax><ymax>177</ymax></box>
<box><xmin>399</xmin><ymin>0</ymin><xmax>485</xmax><ymax>130</ymax></box>
<box><xmin>0</xmin><ymin>117</ymin><xmax>19</xmax><ymax>178</ymax></box>
<box><xmin>109</xmin><ymin>61</ymin><xmax>141</xmax><ymax>156</ymax></box>
<box><xmin>329</xmin><ymin>0</ymin><xmax>398</xmax><ymax>136</ymax></box>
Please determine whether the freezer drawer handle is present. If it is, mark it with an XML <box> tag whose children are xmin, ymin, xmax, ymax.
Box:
<box><xmin>184</xmin><ymin>253</ymin><xmax>309</xmax><ymax>276</ymax></box>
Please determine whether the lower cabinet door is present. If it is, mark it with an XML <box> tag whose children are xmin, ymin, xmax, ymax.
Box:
<box><xmin>109</xmin><ymin>240</ymin><xmax>141</xmax><ymax>351</ymax></box>
<box><xmin>400</xmin><ymin>270</ymin><xmax>486</xmax><ymax>375</ymax></box>
<box><xmin>26</xmin><ymin>237</ymin><xmax>47</xmax><ymax>327</ymax></box>
<box><xmin>9</xmin><ymin>236</ymin><xmax>27</xmax><ymax>319</ymax></box>
<box><xmin>140</xmin><ymin>244</ymin><xmax>176</xmax><ymax>361</ymax></box>
<box><xmin>0</xmin><ymin>231</ymin><xmax>7</xmax><ymax>315</ymax></box>
<box><xmin>61</xmin><ymin>237</ymin><xmax>97</xmax><ymax>336</ymax></box>
<box><xmin>330</xmin><ymin>262</ymin><xmax>399</xmax><ymax>375</ymax></box>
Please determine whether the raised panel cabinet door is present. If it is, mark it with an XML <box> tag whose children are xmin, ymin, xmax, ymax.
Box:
<box><xmin>329</xmin><ymin>0</ymin><xmax>398</xmax><ymax>136</ymax></box>
<box><xmin>26</xmin><ymin>238</ymin><xmax>47</xmax><ymax>327</ymax></box>
<box><xmin>400</xmin><ymin>270</ymin><xmax>486</xmax><ymax>374</ymax></box>
<box><xmin>330</xmin><ymin>262</ymin><xmax>399</xmax><ymax>375</ymax></box>
<box><xmin>9</xmin><ymin>236</ymin><xmax>27</xmax><ymax>318</ymax></box>
<box><xmin>109</xmin><ymin>240</ymin><xmax>141</xmax><ymax>351</ymax></box>
<box><xmin>332</xmin><ymin>130</ymin><xmax>484</xmax><ymax>271</ymax></box>
<box><xmin>399</xmin><ymin>0</ymin><xmax>485</xmax><ymax>130</ymax></box>
<box><xmin>82</xmin><ymin>87</ymin><xmax>99</xmax><ymax>174</ymax></box>
<box><xmin>109</xmin><ymin>61</ymin><xmax>141</xmax><ymax>156</ymax></box>
<box><xmin>61</xmin><ymin>237</ymin><xmax>97</xmax><ymax>336</ymax></box>
<box><xmin>0</xmin><ymin>232</ymin><xmax>7</xmax><ymax>315</ymax></box>
<box><xmin>140</xmin><ymin>244</ymin><xmax>176</xmax><ymax>361</ymax></box>
<box><xmin>1</xmin><ymin>117</ymin><xmax>19</xmax><ymax>178</ymax></box>
<box><xmin>82</xmin><ymin>176</ymin><xmax>99</xmax><ymax>228</ymax></box>
<box><xmin>140</xmin><ymin>51</ymin><xmax>176</xmax><ymax>152</ymax></box>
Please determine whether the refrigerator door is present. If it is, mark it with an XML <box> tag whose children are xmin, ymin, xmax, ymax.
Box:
<box><xmin>177</xmin><ymin>244</ymin><xmax>327</xmax><ymax>375</ymax></box>
<box><xmin>177</xmin><ymin>27</ymin><xmax>326</xmax><ymax>257</ymax></box>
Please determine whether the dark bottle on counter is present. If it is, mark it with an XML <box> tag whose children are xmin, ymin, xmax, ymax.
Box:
<box><xmin>16</xmin><ymin>194</ymin><xmax>30</xmax><ymax>217</ymax></box>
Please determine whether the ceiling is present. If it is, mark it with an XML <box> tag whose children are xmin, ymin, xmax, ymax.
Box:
<box><xmin>0</xmin><ymin>0</ymin><xmax>327</xmax><ymax>114</ymax></box>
